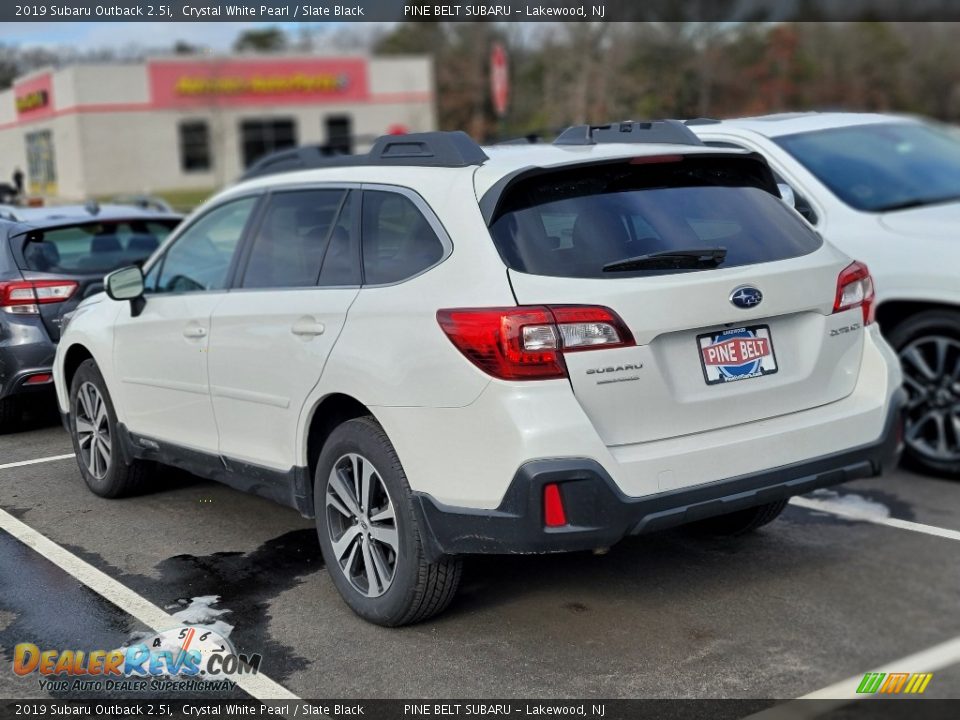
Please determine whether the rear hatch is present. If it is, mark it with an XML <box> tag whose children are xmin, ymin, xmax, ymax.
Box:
<box><xmin>7</xmin><ymin>217</ymin><xmax>179</xmax><ymax>340</ymax></box>
<box><xmin>486</xmin><ymin>154</ymin><xmax>865</xmax><ymax>446</ymax></box>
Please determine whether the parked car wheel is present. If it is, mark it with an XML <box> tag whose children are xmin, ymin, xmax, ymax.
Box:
<box><xmin>888</xmin><ymin>311</ymin><xmax>960</xmax><ymax>477</ymax></box>
<box><xmin>314</xmin><ymin>416</ymin><xmax>462</xmax><ymax>626</ymax></box>
<box><xmin>0</xmin><ymin>396</ymin><xmax>21</xmax><ymax>432</ymax></box>
<box><xmin>69</xmin><ymin>359</ymin><xmax>153</xmax><ymax>498</ymax></box>
<box><xmin>690</xmin><ymin>500</ymin><xmax>789</xmax><ymax>536</ymax></box>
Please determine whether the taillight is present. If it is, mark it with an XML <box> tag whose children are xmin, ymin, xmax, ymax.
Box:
<box><xmin>0</xmin><ymin>280</ymin><xmax>78</xmax><ymax>315</ymax></box>
<box><xmin>833</xmin><ymin>261</ymin><xmax>875</xmax><ymax>325</ymax></box>
<box><xmin>436</xmin><ymin>305</ymin><xmax>634</xmax><ymax>380</ymax></box>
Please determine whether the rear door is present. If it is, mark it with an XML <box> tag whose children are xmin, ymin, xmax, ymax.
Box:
<box><xmin>9</xmin><ymin>218</ymin><xmax>180</xmax><ymax>341</ymax></box>
<box><xmin>488</xmin><ymin>155</ymin><xmax>864</xmax><ymax>447</ymax></box>
<box><xmin>206</xmin><ymin>187</ymin><xmax>360</xmax><ymax>471</ymax></box>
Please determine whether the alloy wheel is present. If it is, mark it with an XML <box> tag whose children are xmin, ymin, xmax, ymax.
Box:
<box><xmin>899</xmin><ymin>335</ymin><xmax>960</xmax><ymax>464</ymax></box>
<box><xmin>75</xmin><ymin>381</ymin><xmax>112</xmax><ymax>480</ymax></box>
<box><xmin>325</xmin><ymin>453</ymin><xmax>399</xmax><ymax>598</ymax></box>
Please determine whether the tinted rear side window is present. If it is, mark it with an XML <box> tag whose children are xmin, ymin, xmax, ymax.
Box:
<box><xmin>240</xmin><ymin>189</ymin><xmax>346</xmax><ymax>289</ymax></box>
<box><xmin>16</xmin><ymin>220</ymin><xmax>179</xmax><ymax>274</ymax></box>
<box><xmin>318</xmin><ymin>190</ymin><xmax>360</xmax><ymax>287</ymax></box>
<box><xmin>361</xmin><ymin>191</ymin><xmax>445</xmax><ymax>285</ymax></box>
<box><xmin>488</xmin><ymin>157</ymin><xmax>821</xmax><ymax>279</ymax></box>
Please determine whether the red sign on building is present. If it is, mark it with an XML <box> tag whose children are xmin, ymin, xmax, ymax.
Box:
<box><xmin>14</xmin><ymin>73</ymin><xmax>54</xmax><ymax>119</ymax></box>
<box><xmin>148</xmin><ymin>58</ymin><xmax>370</xmax><ymax>109</ymax></box>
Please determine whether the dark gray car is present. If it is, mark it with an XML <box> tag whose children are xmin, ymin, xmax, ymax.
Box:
<box><xmin>0</xmin><ymin>203</ymin><xmax>181</xmax><ymax>430</ymax></box>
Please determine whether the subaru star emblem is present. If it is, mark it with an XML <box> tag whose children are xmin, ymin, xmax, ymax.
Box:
<box><xmin>730</xmin><ymin>286</ymin><xmax>763</xmax><ymax>309</ymax></box>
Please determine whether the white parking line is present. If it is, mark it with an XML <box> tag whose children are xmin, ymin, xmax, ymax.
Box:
<box><xmin>0</xmin><ymin>453</ymin><xmax>75</xmax><ymax>471</ymax></box>
<box><xmin>747</xmin><ymin>634</ymin><xmax>960</xmax><ymax>718</ymax></box>
<box><xmin>790</xmin><ymin>496</ymin><xmax>960</xmax><ymax>542</ymax></box>
<box><xmin>0</xmin><ymin>507</ymin><xmax>300</xmax><ymax>702</ymax></box>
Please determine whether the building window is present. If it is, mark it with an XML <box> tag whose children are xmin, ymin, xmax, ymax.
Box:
<box><xmin>25</xmin><ymin>130</ymin><xmax>57</xmax><ymax>195</ymax></box>
<box><xmin>179</xmin><ymin>121</ymin><xmax>211</xmax><ymax>173</ymax></box>
<box><xmin>240</xmin><ymin>118</ymin><xmax>297</xmax><ymax>168</ymax></box>
<box><xmin>325</xmin><ymin>115</ymin><xmax>353</xmax><ymax>155</ymax></box>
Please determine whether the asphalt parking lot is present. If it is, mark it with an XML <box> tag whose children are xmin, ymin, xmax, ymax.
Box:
<box><xmin>2</xmin><ymin>404</ymin><xmax>959</xmax><ymax>703</ymax></box>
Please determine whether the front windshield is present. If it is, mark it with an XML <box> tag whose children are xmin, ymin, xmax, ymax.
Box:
<box><xmin>775</xmin><ymin>122</ymin><xmax>960</xmax><ymax>212</ymax></box>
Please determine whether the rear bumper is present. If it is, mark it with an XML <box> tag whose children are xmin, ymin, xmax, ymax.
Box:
<box><xmin>0</xmin><ymin>342</ymin><xmax>57</xmax><ymax>401</ymax></box>
<box><xmin>413</xmin><ymin>388</ymin><xmax>905</xmax><ymax>559</ymax></box>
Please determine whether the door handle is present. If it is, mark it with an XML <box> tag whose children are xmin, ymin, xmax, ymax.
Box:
<box><xmin>291</xmin><ymin>318</ymin><xmax>326</xmax><ymax>337</ymax></box>
<box><xmin>183</xmin><ymin>326</ymin><xmax>207</xmax><ymax>339</ymax></box>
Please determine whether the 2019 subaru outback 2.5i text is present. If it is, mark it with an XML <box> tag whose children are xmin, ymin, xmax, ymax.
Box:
<box><xmin>53</xmin><ymin>123</ymin><xmax>904</xmax><ymax>625</ymax></box>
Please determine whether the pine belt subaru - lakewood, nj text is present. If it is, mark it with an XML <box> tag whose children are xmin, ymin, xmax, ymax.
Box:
<box><xmin>53</xmin><ymin>123</ymin><xmax>905</xmax><ymax>625</ymax></box>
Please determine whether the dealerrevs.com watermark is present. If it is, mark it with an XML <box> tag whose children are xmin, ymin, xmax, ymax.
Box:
<box><xmin>12</xmin><ymin>626</ymin><xmax>261</xmax><ymax>694</ymax></box>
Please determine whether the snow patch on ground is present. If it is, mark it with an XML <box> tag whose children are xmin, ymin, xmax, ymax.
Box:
<box><xmin>123</xmin><ymin>596</ymin><xmax>235</xmax><ymax>648</ymax></box>
<box><xmin>169</xmin><ymin>595</ymin><xmax>234</xmax><ymax>638</ymax></box>
<box><xmin>798</xmin><ymin>489</ymin><xmax>892</xmax><ymax>520</ymax></box>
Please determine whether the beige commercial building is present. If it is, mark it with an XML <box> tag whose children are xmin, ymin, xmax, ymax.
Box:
<box><xmin>0</xmin><ymin>55</ymin><xmax>435</xmax><ymax>200</ymax></box>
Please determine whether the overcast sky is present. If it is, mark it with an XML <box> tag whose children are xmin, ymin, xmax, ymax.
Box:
<box><xmin>7</xmin><ymin>22</ymin><xmax>321</xmax><ymax>52</ymax></box>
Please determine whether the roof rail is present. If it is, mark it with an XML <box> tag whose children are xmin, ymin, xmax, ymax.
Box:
<box><xmin>241</xmin><ymin>131</ymin><xmax>489</xmax><ymax>180</ymax></box>
<box><xmin>683</xmin><ymin>117</ymin><xmax>722</xmax><ymax>126</ymax></box>
<box><xmin>554</xmin><ymin>120</ymin><xmax>703</xmax><ymax>147</ymax></box>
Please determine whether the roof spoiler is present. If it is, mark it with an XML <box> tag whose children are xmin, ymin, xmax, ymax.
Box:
<box><xmin>554</xmin><ymin>120</ymin><xmax>704</xmax><ymax>147</ymax></box>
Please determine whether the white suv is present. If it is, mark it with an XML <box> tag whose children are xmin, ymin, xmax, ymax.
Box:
<box><xmin>689</xmin><ymin>113</ymin><xmax>960</xmax><ymax>476</ymax></box>
<box><xmin>54</xmin><ymin>123</ymin><xmax>904</xmax><ymax>625</ymax></box>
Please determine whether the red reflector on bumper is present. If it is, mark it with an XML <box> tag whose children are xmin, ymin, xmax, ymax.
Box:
<box><xmin>544</xmin><ymin>483</ymin><xmax>567</xmax><ymax>527</ymax></box>
<box><xmin>25</xmin><ymin>373</ymin><xmax>53</xmax><ymax>385</ymax></box>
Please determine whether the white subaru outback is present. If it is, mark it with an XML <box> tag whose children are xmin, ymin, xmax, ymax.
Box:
<box><xmin>53</xmin><ymin>123</ymin><xmax>905</xmax><ymax>625</ymax></box>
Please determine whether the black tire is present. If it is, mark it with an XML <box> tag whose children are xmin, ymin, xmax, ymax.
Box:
<box><xmin>887</xmin><ymin>310</ymin><xmax>960</xmax><ymax>477</ymax></box>
<box><xmin>689</xmin><ymin>500</ymin><xmax>788</xmax><ymax>537</ymax></box>
<box><xmin>0</xmin><ymin>396</ymin><xmax>21</xmax><ymax>433</ymax></box>
<box><xmin>69</xmin><ymin>359</ymin><xmax>153</xmax><ymax>498</ymax></box>
<box><xmin>314</xmin><ymin>416</ymin><xmax>462</xmax><ymax>626</ymax></box>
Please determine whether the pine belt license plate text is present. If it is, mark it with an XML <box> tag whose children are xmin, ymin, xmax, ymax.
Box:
<box><xmin>697</xmin><ymin>325</ymin><xmax>778</xmax><ymax>385</ymax></box>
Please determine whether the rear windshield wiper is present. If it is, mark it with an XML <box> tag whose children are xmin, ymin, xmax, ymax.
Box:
<box><xmin>602</xmin><ymin>247</ymin><xmax>727</xmax><ymax>273</ymax></box>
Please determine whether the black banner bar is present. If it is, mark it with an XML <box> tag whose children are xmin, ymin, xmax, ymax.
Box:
<box><xmin>1</xmin><ymin>700</ymin><xmax>960</xmax><ymax>720</ymax></box>
<box><xmin>7</xmin><ymin>0</ymin><xmax>960</xmax><ymax>23</ymax></box>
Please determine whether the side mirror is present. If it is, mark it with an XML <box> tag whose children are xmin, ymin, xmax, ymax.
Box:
<box><xmin>105</xmin><ymin>265</ymin><xmax>146</xmax><ymax>317</ymax></box>
<box><xmin>777</xmin><ymin>182</ymin><xmax>797</xmax><ymax>209</ymax></box>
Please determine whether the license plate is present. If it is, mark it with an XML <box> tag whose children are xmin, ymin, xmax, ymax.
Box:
<box><xmin>697</xmin><ymin>325</ymin><xmax>778</xmax><ymax>385</ymax></box>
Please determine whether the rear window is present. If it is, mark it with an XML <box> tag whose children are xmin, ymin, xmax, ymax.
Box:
<box><xmin>15</xmin><ymin>219</ymin><xmax>180</xmax><ymax>274</ymax></box>
<box><xmin>488</xmin><ymin>157</ymin><xmax>821</xmax><ymax>279</ymax></box>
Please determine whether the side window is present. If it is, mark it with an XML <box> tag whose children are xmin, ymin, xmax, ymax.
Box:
<box><xmin>361</xmin><ymin>191</ymin><xmax>445</xmax><ymax>285</ymax></box>
<box><xmin>152</xmin><ymin>197</ymin><xmax>257</xmax><ymax>294</ymax></box>
<box><xmin>240</xmin><ymin>189</ymin><xmax>346</xmax><ymax>289</ymax></box>
<box><xmin>318</xmin><ymin>190</ymin><xmax>361</xmax><ymax>287</ymax></box>
<box><xmin>771</xmin><ymin>171</ymin><xmax>819</xmax><ymax>226</ymax></box>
